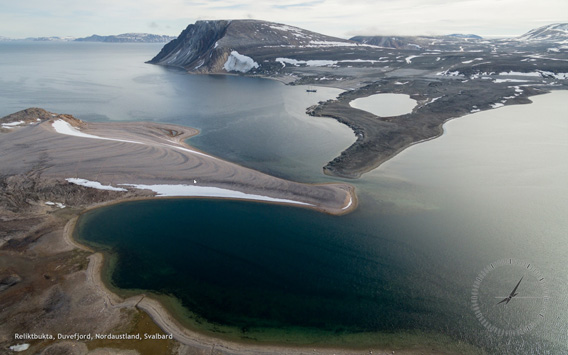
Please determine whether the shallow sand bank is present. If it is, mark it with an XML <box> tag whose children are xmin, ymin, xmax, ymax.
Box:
<box><xmin>0</xmin><ymin>108</ymin><xmax>355</xmax><ymax>215</ymax></box>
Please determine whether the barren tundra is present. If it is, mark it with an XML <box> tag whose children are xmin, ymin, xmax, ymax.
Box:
<box><xmin>150</xmin><ymin>20</ymin><xmax>568</xmax><ymax>177</ymax></box>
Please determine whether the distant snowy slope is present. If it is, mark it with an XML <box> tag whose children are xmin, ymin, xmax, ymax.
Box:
<box><xmin>518</xmin><ymin>23</ymin><xmax>568</xmax><ymax>42</ymax></box>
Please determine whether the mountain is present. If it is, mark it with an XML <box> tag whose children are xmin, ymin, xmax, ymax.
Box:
<box><xmin>518</xmin><ymin>23</ymin><xmax>568</xmax><ymax>42</ymax></box>
<box><xmin>148</xmin><ymin>19</ymin><xmax>363</xmax><ymax>73</ymax></box>
<box><xmin>148</xmin><ymin>19</ymin><xmax>567</xmax><ymax>78</ymax></box>
<box><xmin>446</xmin><ymin>34</ymin><xmax>482</xmax><ymax>39</ymax></box>
<box><xmin>349</xmin><ymin>35</ymin><xmax>423</xmax><ymax>49</ymax></box>
<box><xmin>75</xmin><ymin>33</ymin><xmax>175</xmax><ymax>43</ymax></box>
<box><xmin>349</xmin><ymin>34</ymin><xmax>482</xmax><ymax>50</ymax></box>
<box><xmin>147</xmin><ymin>19</ymin><xmax>567</xmax><ymax>179</ymax></box>
<box><xmin>24</xmin><ymin>36</ymin><xmax>75</xmax><ymax>42</ymax></box>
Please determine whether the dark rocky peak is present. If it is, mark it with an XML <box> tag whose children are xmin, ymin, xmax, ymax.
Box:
<box><xmin>148</xmin><ymin>20</ymin><xmax>231</xmax><ymax>68</ymax></box>
<box><xmin>147</xmin><ymin>20</ymin><xmax>359</xmax><ymax>73</ymax></box>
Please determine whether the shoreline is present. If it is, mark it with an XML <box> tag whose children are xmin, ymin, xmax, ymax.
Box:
<box><xmin>173</xmin><ymin>68</ymin><xmax>565</xmax><ymax>180</ymax></box>
<box><xmin>65</xmin><ymin>216</ymin><xmax>472</xmax><ymax>355</ymax></box>
<box><xmin>308</xmin><ymin>80</ymin><xmax>553</xmax><ymax>179</ymax></box>
<box><xmin>0</xmin><ymin>108</ymin><xmax>357</xmax><ymax>216</ymax></box>
<box><xmin>0</xmin><ymin>110</ymin><xmax>481</xmax><ymax>354</ymax></box>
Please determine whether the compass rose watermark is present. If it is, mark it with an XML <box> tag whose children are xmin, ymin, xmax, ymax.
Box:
<box><xmin>471</xmin><ymin>258</ymin><xmax>549</xmax><ymax>336</ymax></box>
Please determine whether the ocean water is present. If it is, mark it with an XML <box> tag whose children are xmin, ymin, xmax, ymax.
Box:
<box><xmin>0</xmin><ymin>42</ymin><xmax>354</xmax><ymax>181</ymax></box>
<box><xmin>3</xmin><ymin>42</ymin><xmax>567</xmax><ymax>353</ymax></box>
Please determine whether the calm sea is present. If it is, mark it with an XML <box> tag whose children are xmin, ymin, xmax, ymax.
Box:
<box><xmin>2</xmin><ymin>42</ymin><xmax>567</xmax><ymax>353</ymax></box>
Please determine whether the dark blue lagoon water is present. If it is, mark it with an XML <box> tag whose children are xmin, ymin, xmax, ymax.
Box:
<box><xmin>3</xmin><ymin>42</ymin><xmax>568</xmax><ymax>353</ymax></box>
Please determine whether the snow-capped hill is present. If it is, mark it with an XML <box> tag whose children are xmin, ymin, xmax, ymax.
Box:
<box><xmin>219</xmin><ymin>20</ymin><xmax>355</xmax><ymax>48</ymax></box>
<box><xmin>350</xmin><ymin>35</ymin><xmax>414</xmax><ymax>49</ymax></box>
<box><xmin>446</xmin><ymin>34</ymin><xmax>482</xmax><ymax>39</ymax></box>
<box><xmin>25</xmin><ymin>36</ymin><xmax>75</xmax><ymax>42</ymax></box>
<box><xmin>350</xmin><ymin>33</ymin><xmax>482</xmax><ymax>50</ymax></box>
<box><xmin>518</xmin><ymin>23</ymin><xmax>568</xmax><ymax>42</ymax></box>
<box><xmin>75</xmin><ymin>33</ymin><xmax>175</xmax><ymax>43</ymax></box>
<box><xmin>148</xmin><ymin>20</ymin><xmax>361</xmax><ymax>74</ymax></box>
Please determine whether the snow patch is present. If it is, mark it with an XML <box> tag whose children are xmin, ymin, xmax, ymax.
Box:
<box><xmin>436</xmin><ymin>70</ymin><xmax>464</xmax><ymax>77</ymax></box>
<box><xmin>539</xmin><ymin>71</ymin><xmax>568</xmax><ymax>79</ymax></box>
<box><xmin>52</xmin><ymin>120</ymin><xmax>142</xmax><ymax>145</ymax></box>
<box><xmin>66</xmin><ymin>178</ymin><xmax>127</xmax><ymax>192</ymax></box>
<box><xmin>461</xmin><ymin>57</ymin><xmax>484</xmax><ymax>64</ymax></box>
<box><xmin>426</xmin><ymin>96</ymin><xmax>443</xmax><ymax>105</ymax></box>
<box><xmin>339</xmin><ymin>58</ymin><xmax>389</xmax><ymax>64</ymax></box>
<box><xmin>499</xmin><ymin>71</ymin><xmax>541</xmax><ymax>77</ymax></box>
<box><xmin>1</xmin><ymin>120</ymin><xmax>25</xmax><ymax>128</ymax></box>
<box><xmin>9</xmin><ymin>344</ymin><xmax>30</xmax><ymax>352</ymax></box>
<box><xmin>498</xmin><ymin>70</ymin><xmax>567</xmax><ymax>80</ymax></box>
<box><xmin>45</xmin><ymin>201</ymin><xmax>66</xmax><ymax>208</ymax></box>
<box><xmin>405</xmin><ymin>55</ymin><xmax>420</xmax><ymax>64</ymax></box>
<box><xmin>120</xmin><ymin>183</ymin><xmax>314</xmax><ymax>206</ymax></box>
<box><xmin>223</xmin><ymin>51</ymin><xmax>259</xmax><ymax>73</ymax></box>
<box><xmin>511</xmin><ymin>86</ymin><xmax>524</xmax><ymax>93</ymax></box>
<box><xmin>276</xmin><ymin>57</ymin><xmax>337</xmax><ymax>67</ymax></box>
<box><xmin>491</xmin><ymin>103</ymin><xmax>505</xmax><ymax>109</ymax></box>
<box><xmin>493</xmin><ymin>79</ymin><xmax>529</xmax><ymax>83</ymax></box>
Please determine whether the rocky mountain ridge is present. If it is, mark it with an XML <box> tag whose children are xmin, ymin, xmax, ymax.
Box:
<box><xmin>0</xmin><ymin>33</ymin><xmax>175</xmax><ymax>43</ymax></box>
<box><xmin>149</xmin><ymin>20</ymin><xmax>568</xmax><ymax>78</ymax></box>
<box><xmin>147</xmin><ymin>19</ymin><xmax>567</xmax><ymax>178</ymax></box>
<box><xmin>147</xmin><ymin>19</ymin><xmax>361</xmax><ymax>73</ymax></box>
<box><xmin>75</xmin><ymin>33</ymin><xmax>175</xmax><ymax>43</ymax></box>
<box><xmin>518</xmin><ymin>23</ymin><xmax>568</xmax><ymax>42</ymax></box>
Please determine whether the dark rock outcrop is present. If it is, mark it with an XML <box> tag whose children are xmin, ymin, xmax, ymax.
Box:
<box><xmin>148</xmin><ymin>19</ymin><xmax>358</xmax><ymax>73</ymax></box>
<box><xmin>0</xmin><ymin>272</ymin><xmax>21</xmax><ymax>292</ymax></box>
<box><xmin>148</xmin><ymin>20</ymin><xmax>231</xmax><ymax>70</ymax></box>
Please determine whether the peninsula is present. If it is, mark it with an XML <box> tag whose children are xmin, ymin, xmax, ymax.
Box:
<box><xmin>0</xmin><ymin>108</ymin><xmax>359</xmax><ymax>354</ymax></box>
<box><xmin>1</xmin><ymin>19</ymin><xmax>567</xmax><ymax>355</ymax></box>
<box><xmin>148</xmin><ymin>20</ymin><xmax>568</xmax><ymax>178</ymax></box>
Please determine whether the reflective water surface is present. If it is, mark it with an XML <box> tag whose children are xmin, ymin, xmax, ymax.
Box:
<box><xmin>3</xmin><ymin>42</ymin><xmax>567</xmax><ymax>353</ymax></box>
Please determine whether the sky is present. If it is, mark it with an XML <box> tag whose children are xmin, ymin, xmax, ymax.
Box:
<box><xmin>1</xmin><ymin>0</ymin><xmax>567</xmax><ymax>39</ymax></box>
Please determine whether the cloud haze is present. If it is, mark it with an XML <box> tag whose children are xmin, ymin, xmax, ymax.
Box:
<box><xmin>1</xmin><ymin>0</ymin><xmax>566</xmax><ymax>38</ymax></box>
